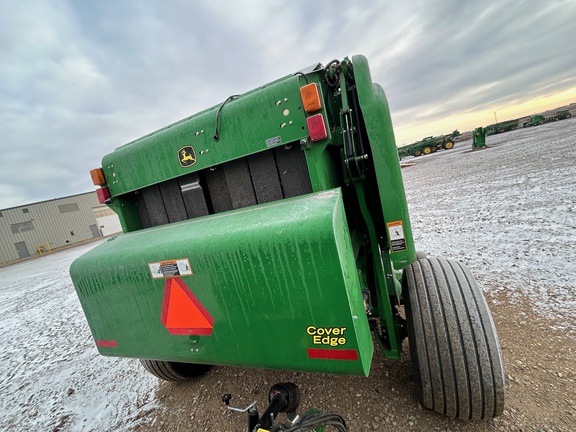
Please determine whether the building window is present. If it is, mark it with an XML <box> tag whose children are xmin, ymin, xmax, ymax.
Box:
<box><xmin>10</xmin><ymin>221</ymin><xmax>34</xmax><ymax>234</ymax></box>
<box><xmin>58</xmin><ymin>203</ymin><xmax>80</xmax><ymax>214</ymax></box>
<box><xmin>22</xmin><ymin>208</ymin><xmax>29</xmax><ymax>214</ymax></box>
<box><xmin>92</xmin><ymin>206</ymin><xmax>116</xmax><ymax>218</ymax></box>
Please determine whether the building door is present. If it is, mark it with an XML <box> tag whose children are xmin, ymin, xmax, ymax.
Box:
<box><xmin>15</xmin><ymin>242</ymin><xmax>30</xmax><ymax>259</ymax></box>
<box><xmin>89</xmin><ymin>224</ymin><xmax>102</xmax><ymax>238</ymax></box>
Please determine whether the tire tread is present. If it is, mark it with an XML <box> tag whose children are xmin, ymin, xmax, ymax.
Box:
<box><xmin>139</xmin><ymin>359</ymin><xmax>211</xmax><ymax>382</ymax></box>
<box><xmin>404</xmin><ymin>258</ymin><xmax>505</xmax><ymax>420</ymax></box>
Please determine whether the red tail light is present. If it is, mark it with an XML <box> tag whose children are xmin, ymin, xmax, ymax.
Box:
<box><xmin>96</xmin><ymin>187</ymin><xmax>111</xmax><ymax>204</ymax></box>
<box><xmin>306</xmin><ymin>114</ymin><xmax>328</xmax><ymax>142</ymax></box>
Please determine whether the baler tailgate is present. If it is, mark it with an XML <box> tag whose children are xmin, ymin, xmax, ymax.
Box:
<box><xmin>71</xmin><ymin>189</ymin><xmax>373</xmax><ymax>376</ymax></box>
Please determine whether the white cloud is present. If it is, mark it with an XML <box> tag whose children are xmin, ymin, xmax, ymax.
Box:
<box><xmin>1</xmin><ymin>0</ymin><xmax>576</xmax><ymax>208</ymax></box>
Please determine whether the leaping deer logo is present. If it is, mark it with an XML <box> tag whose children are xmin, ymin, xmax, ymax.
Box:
<box><xmin>178</xmin><ymin>146</ymin><xmax>197</xmax><ymax>168</ymax></box>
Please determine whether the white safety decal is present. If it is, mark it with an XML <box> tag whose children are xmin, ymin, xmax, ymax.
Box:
<box><xmin>148</xmin><ymin>258</ymin><xmax>193</xmax><ymax>279</ymax></box>
<box><xmin>387</xmin><ymin>221</ymin><xmax>407</xmax><ymax>252</ymax></box>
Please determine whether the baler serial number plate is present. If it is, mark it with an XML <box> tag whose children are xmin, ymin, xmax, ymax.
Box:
<box><xmin>148</xmin><ymin>259</ymin><xmax>193</xmax><ymax>279</ymax></box>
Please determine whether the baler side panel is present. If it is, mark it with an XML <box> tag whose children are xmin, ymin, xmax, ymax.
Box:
<box><xmin>351</xmin><ymin>55</ymin><xmax>417</xmax><ymax>270</ymax></box>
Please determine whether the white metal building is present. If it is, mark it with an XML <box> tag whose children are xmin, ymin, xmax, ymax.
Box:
<box><xmin>0</xmin><ymin>192</ymin><xmax>122</xmax><ymax>266</ymax></box>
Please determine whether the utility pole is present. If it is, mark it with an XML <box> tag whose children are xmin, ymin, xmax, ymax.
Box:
<box><xmin>494</xmin><ymin>112</ymin><xmax>498</xmax><ymax>125</ymax></box>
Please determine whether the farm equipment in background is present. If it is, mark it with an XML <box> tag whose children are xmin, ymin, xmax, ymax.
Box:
<box><xmin>472</xmin><ymin>127</ymin><xmax>487</xmax><ymax>150</ymax></box>
<box><xmin>554</xmin><ymin>110</ymin><xmax>572</xmax><ymax>120</ymax></box>
<box><xmin>484</xmin><ymin>119</ymin><xmax>519</xmax><ymax>135</ymax></box>
<box><xmin>523</xmin><ymin>111</ymin><xmax>571</xmax><ymax>128</ymax></box>
<box><xmin>70</xmin><ymin>55</ymin><xmax>505</xmax><ymax>421</ymax></box>
<box><xmin>397</xmin><ymin>129</ymin><xmax>460</xmax><ymax>158</ymax></box>
<box><xmin>523</xmin><ymin>115</ymin><xmax>545</xmax><ymax>127</ymax></box>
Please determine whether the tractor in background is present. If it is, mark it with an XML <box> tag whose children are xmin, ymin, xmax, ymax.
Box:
<box><xmin>523</xmin><ymin>115</ymin><xmax>545</xmax><ymax>127</ymax></box>
<box><xmin>397</xmin><ymin>130</ymin><xmax>460</xmax><ymax>158</ymax></box>
<box><xmin>554</xmin><ymin>110</ymin><xmax>572</xmax><ymax>120</ymax></box>
<box><xmin>484</xmin><ymin>119</ymin><xmax>519</xmax><ymax>135</ymax></box>
<box><xmin>523</xmin><ymin>111</ymin><xmax>572</xmax><ymax>128</ymax></box>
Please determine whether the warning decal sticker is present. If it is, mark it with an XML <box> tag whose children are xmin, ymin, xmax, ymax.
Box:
<box><xmin>149</xmin><ymin>259</ymin><xmax>193</xmax><ymax>279</ymax></box>
<box><xmin>387</xmin><ymin>220</ymin><xmax>407</xmax><ymax>252</ymax></box>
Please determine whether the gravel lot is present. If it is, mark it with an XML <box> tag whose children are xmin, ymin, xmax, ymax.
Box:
<box><xmin>1</xmin><ymin>118</ymin><xmax>575</xmax><ymax>431</ymax></box>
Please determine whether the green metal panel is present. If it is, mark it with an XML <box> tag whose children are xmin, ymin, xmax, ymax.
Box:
<box><xmin>102</xmin><ymin>76</ymin><xmax>310</xmax><ymax>196</ymax></box>
<box><xmin>472</xmin><ymin>127</ymin><xmax>486</xmax><ymax>149</ymax></box>
<box><xmin>351</xmin><ymin>55</ymin><xmax>417</xmax><ymax>270</ymax></box>
<box><xmin>70</xmin><ymin>189</ymin><xmax>373</xmax><ymax>376</ymax></box>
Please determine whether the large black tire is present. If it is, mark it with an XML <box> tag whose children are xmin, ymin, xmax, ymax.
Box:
<box><xmin>140</xmin><ymin>359</ymin><xmax>212</xmax><ymax>381</ymax></box>
<box><xmin>403</xmin><ymin>258</ymin><xmax>505</xmax><ymax>420</ymax></box>
<box><xmin>423</xmin><ymin>146</ymin><xmax>432</xmax><ymax>155</ymax></box>
<box><xmin>444</xmin><ymin>140</ymin><xmax>455</xmax><ymax>150</ymax></box>
<box><xmin>413</xmin><ymin>149</ymin><xmax>422</xmax><ymax>157</ymax></box>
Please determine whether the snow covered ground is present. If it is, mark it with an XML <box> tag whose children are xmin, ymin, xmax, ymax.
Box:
<box><xmin>0</xmin><ymin>118</ymin><xmax>574</xmax><ymax>431</ymax></box>
<box><xmin>0</xmin><ymin>242</ymin><xmax>159</xmax><ymax>431</ymax></box>
<box><xmin>403</xmin><ymin>117</ymin><xmax>576</xmax><ymax>333</ymax></box>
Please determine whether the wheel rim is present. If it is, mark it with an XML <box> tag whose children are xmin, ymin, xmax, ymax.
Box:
<box><xmin>423</xmin><ymin>147</ymin><xmax>431</xmax><ymax>154</ymax></box>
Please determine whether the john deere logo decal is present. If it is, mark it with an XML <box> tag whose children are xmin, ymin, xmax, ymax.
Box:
<box><xmin>178</xmin><ymin>146</ymin><xmax>197</xmax><ymax>168</ymax></box>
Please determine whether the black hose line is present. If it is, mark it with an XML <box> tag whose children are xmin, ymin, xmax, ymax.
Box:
<box><xmin>213</xmin><ymin>95</ymin><xmax>239</xmax><ymax>142</ymax></box>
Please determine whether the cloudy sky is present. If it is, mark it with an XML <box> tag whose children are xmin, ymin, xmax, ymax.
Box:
<box><xmin>1</xmin><ymin>0</ymin><xmax>575</xmax><ymax>209</ymax></box>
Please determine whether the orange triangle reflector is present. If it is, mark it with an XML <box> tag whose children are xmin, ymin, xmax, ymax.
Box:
<box><xmin>161</xmin><ymin>277</ymin><xmax>214</xmax><ymax>335</ymax></box>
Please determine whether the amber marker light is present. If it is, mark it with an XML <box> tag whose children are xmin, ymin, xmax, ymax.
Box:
<box><xmin>90</xmin><ymin>168</ymin><xmax>106</xmax><ymax>186</ymax></box>
<box><xmin>300</xmin><ymin>83</ymin><xmax>322</xmax><ymax>113</ymax></box>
